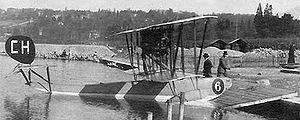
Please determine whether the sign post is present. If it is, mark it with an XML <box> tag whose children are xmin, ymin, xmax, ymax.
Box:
<box><xmin>5</xmin><ymin>35</ymin><xmax>35</xmax><ymax>64</ymax></box>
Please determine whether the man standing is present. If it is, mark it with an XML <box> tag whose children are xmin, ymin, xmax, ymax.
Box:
<box><xmin>217</xmin><ymin>51</ymin><xmax>230</xmax><ymax>77</ymax></box>
<box><xmin>288</xmin><ymin>43</ymin><xmax>295</xmax><ymax>64</ymax></box>
<box><xmin>203</xmin><ymin>53</ymin><xmax>213</xmax><ymax>77</ymax></box>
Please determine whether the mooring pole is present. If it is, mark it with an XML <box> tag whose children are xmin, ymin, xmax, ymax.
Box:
<box><xmin>147</xmin><ymin>112</ymin><xmax>153</xmax><ymax>120</ymax></box>
<box><xmin>167</xmin><ymin>100</ymin><xmax>173</xmax><ymax>120</ymax></box>
<box><xmin>178</xmin><ymin>92</ymin><xmax>185</xmax><ymax>120</ymax></box>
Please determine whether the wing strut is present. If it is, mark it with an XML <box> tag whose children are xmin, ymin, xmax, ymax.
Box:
<box><xmin>196</xmin><ymin>19</ymin><xmax>210</xmax><ymax>74</ymax></box>
<box><xmin>172</xmin><ymin>23</ymin><xmax>183</xmax><ymax>78</ymax></box>
<box><xmin>17</xmin><ymin>65</ymin><xmax>54</xmax><ymax>93</ymax></box>
<box><xmin>125</xmin><ymin>33</ymin><xmax>137</xmax><ymax>80</ymax></box>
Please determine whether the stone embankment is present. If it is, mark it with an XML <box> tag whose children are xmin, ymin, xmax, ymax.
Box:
<box><xmin>0</xmin><ymin>42</ymin><xmax>117</xmax><ymax>60</ymax></box>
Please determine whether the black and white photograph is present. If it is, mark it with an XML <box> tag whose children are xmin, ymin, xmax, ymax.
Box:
<box><xmin>0</xmin><ymin>0</ymin><xmax>300</xmax><ymax>120</ymax></box>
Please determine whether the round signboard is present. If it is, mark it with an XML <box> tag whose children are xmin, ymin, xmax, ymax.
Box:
<box><xmin>5</xmin><ymin>36</ymin><xmax>35</xmax><ymax>64</ymax></box>
<box><xmin>212</xmin><ymin>78</ymin><xmax>225</xmax><ymax>95</ymax></box>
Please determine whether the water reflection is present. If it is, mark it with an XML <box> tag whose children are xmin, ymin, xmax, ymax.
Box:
<box><xmin>238</xmin><ymin>100</ymin><xmax>300</xmax><ymax>120</ymax></box>
<box><xmin>80</xmin><ymin>96</ymin><xmax>122</xmax><ymax>110</ymax></box>
<box><xmin>4</xmin><ymin>95</ymin><xmax>51</xmax><ymax>120</ymax></box>
<box><xmin>211</xmin><ymin>107</ymin><xmax>228</xmax><ymax>120</ymax></box>
<box><xmin>1</xmin><ymin>55</ymin><xmax>279</xmax><ymax>120</ymax></box>
<box><xmin>4</xmin><ymin>96</ymin><xmax>31</xmax><ymax>119</ymax></box>
<box><xmin>80</xmin><ymin>96</ymin><xmax>166</xmax><ymax>120</ymax></box>
<box><xmin>44</xmin><ymin>95</ymin><xmax>51</xmax><ymax>120</ymax></box>
<box><xmin>2</xmin><ymin>92</ymin><xmax>256</xmax><ymax>120</ymax></box>
<box><xmin>79</xmin><ymin>96</ymin><xmax>231</xmax><ymax>120</ymax></box>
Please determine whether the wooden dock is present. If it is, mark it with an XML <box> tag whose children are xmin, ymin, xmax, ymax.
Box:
<box><xmin>212</xmin><ymin>80</ymin><xmax>298</xmax><ymax>108</ymax></box>
<box><xmin>280</xmin><ymin>68</ymin><xmax>300</xmax><ymax>74</ymax></box>
<box><xmin>282</xmin><ymin>97</ymin><xmax>300</xmax><ymax>104</ymax></box>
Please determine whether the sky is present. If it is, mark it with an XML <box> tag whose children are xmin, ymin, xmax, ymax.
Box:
<box><xmin>0</xmin><ymin>0</ymin><xmax>299</xmax><ymax>15</ymax></box>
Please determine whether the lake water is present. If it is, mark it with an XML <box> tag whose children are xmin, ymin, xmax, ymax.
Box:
<box><xmin>0</xmin><ymin>55</ymin><xmax>299</xmax><ymax>120</ymax></box>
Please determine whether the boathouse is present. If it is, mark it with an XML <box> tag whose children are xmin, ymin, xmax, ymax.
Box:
<box><xmin>208</xmin><ymin>39</ymin><xmax>227</xmax><ymax>50</ymax></box>
<box><xmin>228</xmin><ymin>38</ymin><xmax>248</xmax><ymax>53</ymax></box>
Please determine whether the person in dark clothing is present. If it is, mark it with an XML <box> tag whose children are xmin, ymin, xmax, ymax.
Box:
<box><xmin>203</xmin><ymin>53</ymin><xmax>213</xmax><ymax>77</ymax></box>
<box><xmin>60</xmin><ymin>49</ymin><xmax>67</xmax><ymax>57</ymax></box>
<box><xmin>288</xmin><ymin>43</ymin><xmax>295</xmax><ymax>64</ymax></box>
<box><xmin>217</xmin><ymin>51</ymin><xmax>230</xmax><ymax>77</ymax></box>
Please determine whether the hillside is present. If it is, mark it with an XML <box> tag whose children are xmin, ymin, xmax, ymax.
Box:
<box><xmin>0</xmin><ymin>7</ymin><xmax>299</xmax><ymax>49</ymax></box>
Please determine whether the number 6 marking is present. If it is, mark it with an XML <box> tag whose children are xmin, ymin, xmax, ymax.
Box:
<box><xmin>215</xmin><ymin>82</ymin><xmax>221</xmax><ymax>91</ymax></box>
<box><xmin>212</xmin><ymin>79</ymin><xmax>224</xmax><ymax>95</ymax></box>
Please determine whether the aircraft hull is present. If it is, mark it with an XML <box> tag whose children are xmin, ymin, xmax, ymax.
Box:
<box><xmin>35</xmin><ymin>77</ymin><xmax>232</xmax><ymax>102</ymax></box>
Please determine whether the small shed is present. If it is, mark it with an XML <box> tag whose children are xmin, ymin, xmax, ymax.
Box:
<box><xmin>208</xmin><ymin>39</ymin><xmax>227</xmax><ymax>50</ymax></box>
<box><xmin>229</xmin><ymin>38</ymin><xmax>248</xmax><ymax>53</ymax></box>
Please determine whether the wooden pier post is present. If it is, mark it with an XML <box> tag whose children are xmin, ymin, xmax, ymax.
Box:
<box><xmin>179</xmin><ymin>92</ymin><xmax>185</xmax><ymax>120</ymax></box>
<box><xmin>167</xmin><ymin>100</ymin><xmax>173</xmax><ymax>120</ymax></box>
<box><xmin>147</xmin><ymin>112</ymin><xmax>153</xmax><ymax>120</ymax></box>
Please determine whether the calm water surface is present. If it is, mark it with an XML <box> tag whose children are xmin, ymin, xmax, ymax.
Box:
<box><xmin>0</xmin><ymin>55</ymin><xmax>299</xmax><ymax>120</ymax></box>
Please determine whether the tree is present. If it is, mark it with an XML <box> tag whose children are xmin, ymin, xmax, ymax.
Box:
<box><xmin>216</xmin><ymin>19</ymin><xmax>232</xmax><ymax>39</ymax></box>
<box><xmin>254</xmin><ymin>3</ymin><xmax>264</xmax><ymax>37</ymax></box>
<box><xmin>281</xmin><ymin>13</ymin><xmax>294</xmax><ymax>36</ymax></box>
<box><xmin>263</xmin><ymin>3</ymin><xmax>273</xmax><ymax>16</ymax></box>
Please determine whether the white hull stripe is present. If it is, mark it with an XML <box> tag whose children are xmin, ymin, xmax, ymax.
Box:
<box><xmin>35</xmin><ymin>88</ymin><xmax>173</xmax><ymax>102</ymax></box>
<box><xmin>35</xmin><ymin>88</ymin><xmax>221</xmax><ymax>108</ymax></box>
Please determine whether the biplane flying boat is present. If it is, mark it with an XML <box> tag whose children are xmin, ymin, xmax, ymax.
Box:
<box><xmin>5</xmin><ymin>16</ymin><xmax>232</xmax><ymax>103</ymax></box>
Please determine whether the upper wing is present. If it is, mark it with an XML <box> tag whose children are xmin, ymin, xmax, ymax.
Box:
<box><xmin>115</xmin><ymin>16</ymin><xmax>218</xmax><ymax>35</ymax></box>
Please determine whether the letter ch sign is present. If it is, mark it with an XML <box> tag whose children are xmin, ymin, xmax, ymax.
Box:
<box><xmin>5</xmin><ymin>36</ymin><xmax>35</xmax><ymax>64</ymax></box>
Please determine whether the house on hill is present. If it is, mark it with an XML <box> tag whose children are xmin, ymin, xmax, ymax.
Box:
<box><xmin>228</xmin><ymin>38</ymin><xmax>248</xmax><ymax>53</ymax></box>
<box><xmin>207</xmin><ymin>39</ymin><xmax>227</xmax><ymax>50</ymax></box>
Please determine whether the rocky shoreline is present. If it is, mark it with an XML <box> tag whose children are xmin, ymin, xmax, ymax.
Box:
<box><xmin>0</xmin><ymin>42</ymin><xmax>137</xmax><ymax>70</ymax></box>
<box><xmin>0</xmin><ymin>42</ymin><xmax>118</xmax><ymax>59</ymax></box>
